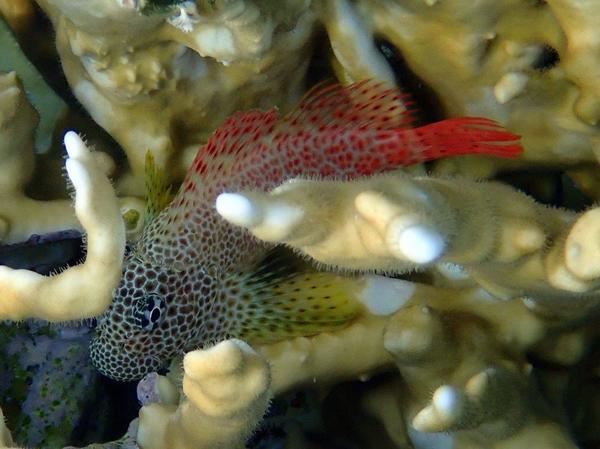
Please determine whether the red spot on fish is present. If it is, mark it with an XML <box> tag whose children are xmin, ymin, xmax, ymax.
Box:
<box><xmin>183</xmin><ymin>180</ymin><xmax>195</xmax><ymax>193</ymax></box>
<box><xmin>155</xmin><ymin>80</ymin><xmax>521</xmax><ymax>275</ymax></box>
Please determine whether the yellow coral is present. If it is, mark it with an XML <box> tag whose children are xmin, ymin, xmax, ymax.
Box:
<box><xmin>137</xmin><ymin>339</ymin><xmax>271</xmax><ymax>449</ymax></box>
<box><xmin>35</xmin><ymin>0</ymin><xmax>315</xmax><ymax>195</ymax></box>
<box><xmin>0</xmin><ymin>132</ymin><xmax>125</xmax><ymax>321</ymax></box>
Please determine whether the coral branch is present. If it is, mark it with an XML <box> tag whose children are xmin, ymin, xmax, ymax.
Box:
<box><xmin>36</xmin><ymin>0</ymin><xmax>315</xmax><ymax>195</ymax></box>
<box><xmin>0</xmin><ymin>132</ymin><xmax>125</xmax><ymax>321</ymax></box>
<box><xmin>412</xmin><ymin>367</ymin><xmax>528</xmax><ymax>434</ymax></box>
<box><xmin>216</xmin><ymin>174</ymin><xmax>454</xmax><ymax>272</ymax></box>
<box><xmin>217</xmin><ymin>173</ymin><xmax>600</xmax><ymax>307</ymax></box>
<box><xmin>257</xmin><ymin>313</ymin><xmax>396</xmax><ymax>394</ymax></box>
<box><xmin>545</xmin><ymin>0</ymin><xmax>600</xmax><ymax>127</ymax></box>
<box><xmin>0</xmin><ymin>17</ymin><xmax>67</xmax><ymax>152</ymax></box>
<box><xmin>563</xmin><ymin>207</ymin><xmax>600</xmax><ymax>281</ymax></box>
<box><xmin>356</xmin><ymin>0</ymin><xmax>595</xmax><ymax>173</ymax></box>
<box><xmin>136</xmin><ymin>339</ymin><xmax>271</xmax><ymax>449</ymax></box>
<box><xmin>258</xmin><ymin>281</ymin><xmax>546</xmax><ymax>395</ymax></box>
<box><xmin>0</xmin><ymin>72</ymin><xmax>79</xmax><ymax>243</ymax></box>
<box><xmin>256</xmin><ymin>278</ymin><xmax>580</xmax><ymax>447</ymax></box>
<box><xmin>214</xmin><ymin>174</ymin><xmax>507</xmax><ymax>270</ymax></box>
<box><xmin>0</xmin><ymin>407</ymin><xmax>16</xmax><ymax>448</ymax></box>
<box><xmin>0</xmin><ymin>0</ymin><xmax>34</xmax><ymax>32</ymax></box>
<box><xmin>318</xmin><ymin>0</ymin><xmax>396</xmax><ymax>84</ymax></box>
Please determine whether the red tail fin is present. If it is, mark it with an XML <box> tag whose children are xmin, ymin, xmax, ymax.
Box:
<box><xmin>357</xmin><ymin>117</ymin><xmax>523</xmax><ymax>175</ymax></box>
<box><xmin>407</xmin><ymin>117</ymin><xmax>522</xmax><ymax>161</ymax></box>
<box><xmin>346</xmin><ymin>117</ymin><xmax>522</xmax><ymax>176</ymax></box>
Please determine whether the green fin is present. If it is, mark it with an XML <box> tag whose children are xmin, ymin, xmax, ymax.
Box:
<box><xmin>227</xmin><ymin>257</ymin><xmax>362</xmax><ymax>343</ymax></box>
<box><xmin>144</xmin><ymin>151</ymin><xmax>172</xmax><ymax>226</ymax></box>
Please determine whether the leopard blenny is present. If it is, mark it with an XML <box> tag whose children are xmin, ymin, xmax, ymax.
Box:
<box><xmin>90</xmin><ymin>81</ymin><xmax>522</xmax><ymax>381</ymax></box>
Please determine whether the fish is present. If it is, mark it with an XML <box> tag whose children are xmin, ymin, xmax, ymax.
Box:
<box><xmin>90</xmin><ymin>80</ymin><xmax>522</xmax><ymax>381</ymax></box>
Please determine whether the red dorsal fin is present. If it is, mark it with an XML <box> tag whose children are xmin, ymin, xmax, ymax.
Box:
<box><xmin>199</xmin><ymin>109</ymin><xmax>277</xmax><ymax>160</ymax></box>
<box><xmin>188</xmin><ymin>109</ymin><xmax>277</xmax><ymax>182</ymax></box>
<box><xmin>187</xmin><ymin>82</ymin><xmax>414</xmax><ymax>189</ymax></box>
<box><xmin>283</xmin><ymin>79</ymin><xmax>416</xmax><ymax>131</ymax></box>
<box><xmin>188</xmin><ymin>83</ymin><xmax>522</xmax><ymax>189</ymax></box>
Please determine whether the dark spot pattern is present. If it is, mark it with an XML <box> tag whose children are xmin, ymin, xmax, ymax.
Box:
<box><xmin>91</xmin><ymin>82</ymin><xmax>516</xmax><ymax>381</ymax></box>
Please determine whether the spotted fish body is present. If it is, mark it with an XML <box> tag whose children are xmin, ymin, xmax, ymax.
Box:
<box><xmin>91</xmin><ymin>81</ymin><xmax>522</xmax><ymax>381</ymax></box>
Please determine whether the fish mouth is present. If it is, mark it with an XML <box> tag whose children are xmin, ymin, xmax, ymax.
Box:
<box><xmin>90</xmin><ymin>337</ymin><xmax>166</xmax><ymax>382</ymax></box>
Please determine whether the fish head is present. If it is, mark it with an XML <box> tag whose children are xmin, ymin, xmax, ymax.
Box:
<box><xmin>90</xmin><ymin>255</ymin><xmax>216</xmax><ymax>381</ymax></box>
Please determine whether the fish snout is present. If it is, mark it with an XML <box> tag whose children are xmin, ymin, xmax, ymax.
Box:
<box><xmin>90</xmin><ymin>336</ymin><xmax>165</xmax><ymax>382</ymax></box>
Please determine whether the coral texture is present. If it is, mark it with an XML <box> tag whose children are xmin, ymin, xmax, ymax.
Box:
<box><xmin>219</xmin><ymin>172</ymin><xmax>600</xmax><ymax>448</ymax></box>
<box><xmin>3</xmin><ymin>0</ymin><xmax>600</xmax><ymax>448</ymax></box>
<box><xmin>0</xmin><ymin>17</ymin><xmax>67</xmax><ymax>152</ymax></box>
<box><xmin>216</xmin><ymin>172</ymin><xmax>600</xmax><ymax>303</ymax></box>
<box><xmin>136</xmin><ymin>339</ymin><xmax>271</xmax><ymax>449</ymax></box>
<box><xmin>0</xmin><ymin>72</ymin><xmax>77</xmax><ymax>244</ymax></box>
<box><xmin>256</xmin><ymin>263</ymin><xmax>584</xmax><ymax>448</ymax></box>
<box><xmin>0</xmin><ymin>132</ymin><xmax>125</xmax><ymax>321</ymax></box>
<box><xmin>0</xmin><ymin>0</ymin><xmax>34</xmax><ymax>32</ymax></box>
<box><xmin>35</xmin><ymin>0</ymin><xmax>315</xmax><ymax>195</ymax></box>
<box><xmin>325</xmin><ymin>0</ymin><xmax>600</xmax><ymax>179</ymax></box>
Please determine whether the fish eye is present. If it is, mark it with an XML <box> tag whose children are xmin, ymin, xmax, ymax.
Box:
<box><xmin>133</xmin><ymin>294</ymin><xmax>166</xmax><ymax>331</ymax></box>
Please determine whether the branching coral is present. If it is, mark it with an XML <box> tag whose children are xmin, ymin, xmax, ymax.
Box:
<box><xmin>0</xmin><ymin>132</ymin><xmax>125</xmax><ymax>321</ymax></box>
<box><xmin>65</xmin><ymin>339</ymin><xmax>271</xmax><ymax>449</ymax></box>
<box><xmin>317</xmin><ymin>0</ymin><xmax>395</xmax><ymax>85</ymax></box>
<box><xmin>213</xmin><ymin>168</ymin><xmax>600</xmax><ymax>447</ymax></box>
<box><xmin>216</xmin><ymin>172</ymin><xmax>600</xmax><ymax>308</ymax></box>
<box><xmin>0</xmin><ymin>71</ymin><xmax>80</xmax><ymax>244</ymax></box>
<box><xmin>257</xmin><ymin>311</ymin><xmax>397</xmax><ymax>393</ymax></box>
<box><xmin>3</xmin><ymin>1</ymin><xmax>600</xmax><ymax>448</ymax></box>
<box><xmin>35</xmin><ymin>0</ymin><xmax>600</xmax><ymax>192</ymax></box>
<box><xmin>34</xmin><ymin>0</ymin><xmax>315</xmax><ymax>195</ymax></box>
<box><xmin>258</xmin><ymin>282</ymin><xmax>547</xmax><ymax>390</ymax></box>
<box><xmin>323</xmin><ymin>0</ymin><xmax>600</xmax><ymax>178</ymax></box>
<box><xmin>544</xmin><ymin>0</ymin><xmax>600</xmax><ymax>128</ymax></box>
<box><xmin>256</xmin><ymin>279</ymin><xmax>581</xmax><ymax>448</ymax></box>
<box><xmin>0</xmin><ymin>16</ymin><xmax>67</xmax><ymax>152</ymax></box>
<box><xmin>0</xmin><ymin>0</ymin><xmax>34</xmax><ymax>33</ymax></box>
<box><xmin>136</xmin><ymin>339</ymin><xmax>271</xmax><ymax>449</ymax></box>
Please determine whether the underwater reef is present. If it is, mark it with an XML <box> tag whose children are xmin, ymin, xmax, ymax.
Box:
<box><xmin>2</xmin><ymin>0</ymin><xmax>600</xmax><ymax>448</ymax></box>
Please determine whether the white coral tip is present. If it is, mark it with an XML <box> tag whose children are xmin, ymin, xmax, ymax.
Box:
<box><xmin>494</xmin><ymin>72</ymin><xmax>528</xmax><ymax>104</ymax></box>
<box><xmin>357</xmin><ymin>276</ymin><xmax>415</xmax><ymax>315</ymax></box>
<box><xmin>393</xmin><ymin>224</ymin><xmax>445</xmax><ymax>264</ymax></box>
<box><xmin>433</xmin><ymin>386</ymin><xmax>463</xmax><ymax>420</ymax></box>
<box><xmin>216</xmin><ymin>193</ymin><xmax>261</xmax><ymax>227</ymax></box>
<box><xmin>64</xmin><ymin>131</ymin><xmax>87</xmax><ymax>159</ymax></box>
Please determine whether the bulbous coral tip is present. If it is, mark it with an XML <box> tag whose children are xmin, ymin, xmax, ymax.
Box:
<box><xmin>413</xmin><ymin>385</ymin><xmax>465</xmax><ymax>432</ymax></box>
<box><xmin>183</xmin><ymin>339</ymin><xmax>245</xmax><ymax>378</ymax></box>
<box><xmin>393</xmin><ymin>224</ymin><xmax>446</xmax><ymax>264</ymax></box>
<box><xmin>433</xmin><ymin>385</ymin><xmax>463</xmax><ymax>419</ymax></box>
<box><xmin>357</xmin><ymin>276</ymin><xmax>415</xmax><ymax>315</ymax></box>
<box><xmin>63</xmin><ymin>131</ymin><xmax>87</xmax><ymax>158</ymax></box>
<box><xmin>216</xmin><ymin>193</ymin><xmax>261</xmax><ymax>227</ymax></box>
